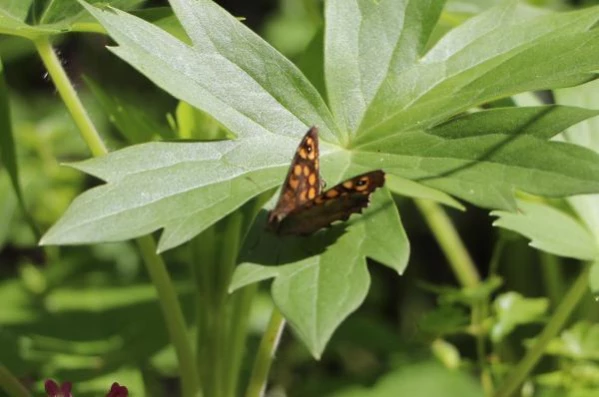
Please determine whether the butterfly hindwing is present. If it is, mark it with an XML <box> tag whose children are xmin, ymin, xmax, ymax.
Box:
<box><xmin>267</xmin><ymin>126</ymin><xmax>385</xmax><ymax>235</ymax></box>
<box><xmin>273</xmin><ymin>170</ymin><xmax>385</xmax><ymax>235</ymax></box>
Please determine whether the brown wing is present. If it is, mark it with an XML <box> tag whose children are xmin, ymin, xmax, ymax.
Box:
<box><xmin>267</xmin><ymin>126</ymin><xmax>321</xmax><ymax>228</ymax></box>
<box><xmin>273</xmin><ymin>170</ymin><xmax>385</xmax><ymax>235</ymax></box>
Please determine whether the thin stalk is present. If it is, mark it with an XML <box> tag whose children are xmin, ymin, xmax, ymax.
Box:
<box><xmin>34</xmin><ymin>38</ymin><xmax>107</xmax><ymax>157</ymax></box>
<box><xmin>414</xmin><ymin>199</ymin><xmax>480</xmax><ymax>287</ymax></box>
<box><xmin>217</xmin><ymin>212</ymin><xmax>243</xmax><ymax>397</ymax></box>
<box><xmin>224</xmin><ymin>284</ymin><xmax>259</xmax><ymax>397</ymax></box>
<box><xmin>493</xmin><ymin>264</ymin><xmax>591</xmax><ymax>397</ymax></box>
<box><xmin>193</xmin><ymin>227</ymin><xmax>216</xmax><ymax>392</ymax></box>
<box><xmin>36</xmin><ymin>38</ymin><xmax>199</xmax><ymax>397</ymax></box>
<box><xmin>539</xmin><ymin>252</ymin><xmax>565</xmax><ymax>307</ymax></box>
<box><xmin>415</xmin><ymin>199</ymin><xmax>489</xmax><ymax>393</ymax></box>
<box><xmin>136</xmin><ymin>237</ymin><xmax>199</xmax><ymax>397</ymax></box>
<box><xmin>245</xmin><ymin>308</ymin><xmax>286</xmax><ymax>397</ymax></box>
<box><xmin>0</xmin><ymin>365</ymin><xmax>31</xmax><ymax>397</ymax></box>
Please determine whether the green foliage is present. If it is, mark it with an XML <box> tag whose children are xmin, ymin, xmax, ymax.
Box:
<box><xmin>1</xmin><ymin>0</ymin><xmax>599</xmax><ymax>396</ymax></box>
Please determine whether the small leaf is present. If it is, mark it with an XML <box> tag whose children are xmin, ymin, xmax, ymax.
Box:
<box><xmin>419</xmin><ymin>305</ymin><xmax>470</xmax><ymax>336</ymax></box>
<box><xmin>492</xmin><ymin>200</ymin><xmax>599</xmax><ymax>261</ymax></box>
<box><xmin>491</xmin><ymin>291</ymin><xmax>548</xmax><ymax>343</ymax></box>
<box><xmin>540</xmin><ymin>321</ymin><xmax>599</xmax><ymax>361</ymax></box>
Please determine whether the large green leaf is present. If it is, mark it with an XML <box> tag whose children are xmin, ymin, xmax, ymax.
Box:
<box><xmin>40</xmin><ymin>1</ymin><xmax>599</xmax><ymax>254</ymax></box>
<box><xmin>40</xmin><ymin>0</ymin><xmax>599</xmax><ymax>353</ymax></box>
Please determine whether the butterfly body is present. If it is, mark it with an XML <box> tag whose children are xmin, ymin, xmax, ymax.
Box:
<box><xmin>267</xmin><ymin>127</ymin><xmax>385</xmax><ymax>235</ymax></box>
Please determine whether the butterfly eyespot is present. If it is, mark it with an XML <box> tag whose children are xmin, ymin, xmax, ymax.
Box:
<box><xmin>356</xmin><ymin>178</ymin><xmax>368</xmax><ymax>187</ymax></box>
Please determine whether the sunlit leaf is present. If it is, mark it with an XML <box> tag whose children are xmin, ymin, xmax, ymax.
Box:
<box><xmin>492</xmin><ymin>200</ymin><xmax>599</xmax><ymax>261</ymax></box>
<box><xmin>491</xmin><ymin>291</ymin><xmax>548</xmax><ymax>343</ymax></box>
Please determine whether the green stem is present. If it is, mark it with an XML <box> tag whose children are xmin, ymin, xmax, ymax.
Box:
<box><xmin>414</xmin><ymin>199</ymin><xmax>480</xmax><ymax>288</ymax></box>
<box><xmin>493</xmin><ymin>264</ymin><xmax>591</xmax><ymax>397</ymax></box>
<box><xmin>36</xmin><ymin>38</ymin><xmax>199</xmax><ymax>397</ymax></box>
<box><xmin>34</xmin><ymin>38</ymin><xmax>107</xmax><ymax>157</ymax></box>
<box><xmin>224</xmin><ymin>284</ymin><xmax>258</xmax><ymax>397</ymax></box>
<box><xmin>415</xmin><ymin>199</ymin><xmax>490</xmax><ymax>393</ymax></box>
<box><xmin>217</xmin><ymin>212</ymin><xmax>243</xmax><ymax>397</ymax></box>
<box><xmin>245</xmin><ymin>308</ymin><xmax>285</xmax><ymax>397</ymax></box>
<box><xmin>136</xmin><ymin>237</ymin><xmax>199</xmax><ymax>397</ymax></box>
<box><xmin>0</xmin><ymin>365</ymin><xmax>31</xmax><ymax>397</ymax></box>
<box><xmin>539</xmin><ymin>252</ymin><xmax>565</xmax><ymax>307</ymax></box>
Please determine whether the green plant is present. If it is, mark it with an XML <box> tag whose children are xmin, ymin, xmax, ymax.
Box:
<box><xmin>1</xmin><ymin>0</ymin><xmax>599</xmax><ymax>396</ymax></box>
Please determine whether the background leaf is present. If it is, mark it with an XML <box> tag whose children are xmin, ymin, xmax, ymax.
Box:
<box><xmin>492</xmin><ymin>200</ymin><xmax>599</xmax><ymax>261</ymax></box>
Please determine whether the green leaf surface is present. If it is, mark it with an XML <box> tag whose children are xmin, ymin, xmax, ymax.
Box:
<box><xmin>492</xmin><ymin>200</ymin><xmax>599</xmax><ymax>261</ymax></box>
<box><xmin>356</xmin><ymin>106</ymin><xmax>599</xmax><ymax>210</ymax></box>
<box><xmin>555</xmin><ymin>79</ymin><xmax>599</xmax><ymax>243</ymax></box>
<box><xmin>231</xmin><ymin>188</ymin><xmax>409</xmax><ymax>357</ymax></box>
<box><xmin>85</xmin><ymin>0</ymin><xmax>339</xmax><ymax>145</ymax></box>
<box><xmin>324</xmin><ymin>0</ymin><xmax>445</xmax><ymax>134</ymax></box>
<box><xmin>491</xmin><ymin>291</ymin><xmax>549</xmax><ymax>343</ymax></box>
<box><xmin>357</xmin><ymin>1</ymin><xmax>599</xmax><ymax>142</ymax></box>
<box><xmin>386</xmin><ymin>174</ymin><xmax>464</xmax><ymax>211</ymax></box>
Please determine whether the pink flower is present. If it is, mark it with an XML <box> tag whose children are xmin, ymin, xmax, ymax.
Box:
<box><xmin>106</xmin><ymin>382</ymin><xmax>128</xmax><ymax>397</ymax></box>
<box><xmin>44</xmin><ymin>380</ymin><xmax>72</xmax><ymax>397</ymax></box>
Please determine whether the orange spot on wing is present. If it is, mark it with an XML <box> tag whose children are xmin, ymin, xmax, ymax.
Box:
<box><xmin>308</xmin><ymin>173</ymin><xmax>316</xmax><ymax>186</ymax></box>
<box><xmin>308</xmin><ymin>187</ymin><xmax>316</xmax><ymax>199</ymax></box>
<box><xmin>303</xmin><ymin>166</ymin><xmax>311</xmax><ymax>177</ymax></box>
<box><xmin>289</xmin><ymin>177</ymin><xmax>299</xmax><ymax>190</ymax></box>
<box><xmin>342</xmin><ymin>181</ymin><xmax>354</xmax><ymax>189</ymax></box>
<box><xmin>293</xmin><ymin>165</ymin><xmax>302</xmax><ymax>176</ymax></box>
<box><xmin>325</xmin><ymin>189</ymin><xmax>339</xmax><ymax>198</ymax></box>
<box><xmin>299</xmin><ymin>189</ymin><xmax>307</xmax><ymax>202</ymax></box>
<box><xmin>299</xmin><ymin>149</ymin><xmax>307</xmax><ymax>159</ymax></box>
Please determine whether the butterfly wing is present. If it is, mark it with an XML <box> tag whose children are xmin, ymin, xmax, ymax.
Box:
<box><xmin>274</xmin><ymin>170</ymin><xmax>385</xmax><ymax>235</ymax></box>
<box><xmin>268</xmin><ymin>127</ymin><xmax>321</xmax><ymax>229</ymax></box>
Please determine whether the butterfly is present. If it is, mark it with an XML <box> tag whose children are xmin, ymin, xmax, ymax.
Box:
<box><xmin>267</xmin><ymin>126</ymin><xmax>385</xmax><ymax>235</ymax></box>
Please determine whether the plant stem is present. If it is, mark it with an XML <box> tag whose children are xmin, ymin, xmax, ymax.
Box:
<box><xmin>415</xmin><ymin>199</ymin><xmax>489</xmax><ymax>392</ymax></box>
<box><xmin>36</xmin><ymin>38</ymin><xmax>199</xmax><ymax>397</ymax></box>
<box><xmin>414</xmin><ymin>199</ymin><xmax>480</xmax><ymax>287</ymax></box>
<box><xmin>136</xmin><ymin>237</ymin><xmax>199</xmax><ymax>397</ymax></box>
<box><xmin>34</xmin><ymin>38</ymin><xmax>107</xmax><ymax>157</ymax></box>
<box><xmin>0</xmin><ymin>365</ymin><xmax>31</xmax><ymax>397</ymax></box>
<box><xmin>493</xmin><ymin>264</ymin><xmax>591</xmax><ymax>397</ymax></box>
<box><xmin>245</xmin><ymin>308</ymin><xmax>286</xmax><ymax>397</ymax></box>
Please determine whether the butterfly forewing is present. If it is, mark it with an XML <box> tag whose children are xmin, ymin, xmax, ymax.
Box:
<box><xmin>267</xmin><ymin>126</ymin><xmax>385</xmax><ymax>235</ymax></box>
<box><xmin>268</xmin><ymin>127</ymin><xmax>320</xmax><ymax>225</ymax></box>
